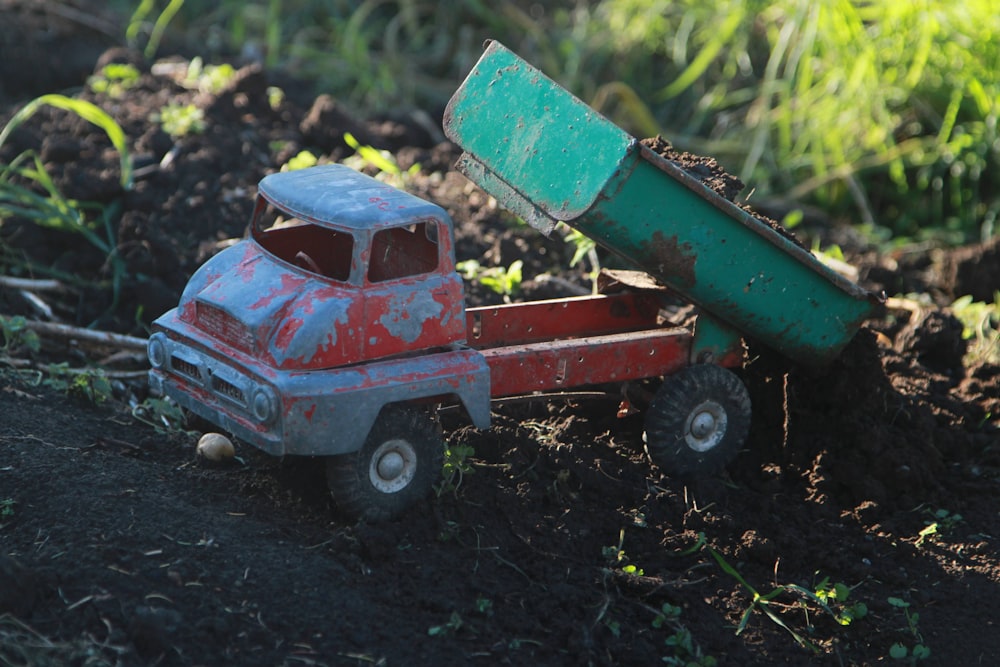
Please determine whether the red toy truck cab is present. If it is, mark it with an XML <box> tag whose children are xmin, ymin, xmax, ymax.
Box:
<box><xmin>149</xmin><ymin>165</ymin><xmax>493</xmax><ymax>519</ymax></box>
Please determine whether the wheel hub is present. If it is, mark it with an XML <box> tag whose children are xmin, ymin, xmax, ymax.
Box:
<box><xmin>684</xmin><ymin>401</ymin><xmax>727</xmax><ymax>453</ymax></box>
<box><xmin>377</xmin><ymin>451</ymin><xmax>405</xmax><ymax>480</ymax></box>
<box><xmin>369</xmin><ymin>439</ymin><xmax>417</xmax><ymax>493</ymax></box>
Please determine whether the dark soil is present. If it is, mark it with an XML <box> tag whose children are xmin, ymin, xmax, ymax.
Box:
<box><xmin>2</xmin><ymin>5</ymin><xmax>999</xmax><ymax>666</ymax></box>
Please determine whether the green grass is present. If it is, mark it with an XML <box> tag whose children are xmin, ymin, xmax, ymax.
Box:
<box><xmin>0</xmin><ymin>95</ymin><xmax>132</xmax><ymax>307</ymax></box>
<box><xmin>110</xmin><ymin>1</ymin><xmax>998</xmax><ymax>245</ymax></box>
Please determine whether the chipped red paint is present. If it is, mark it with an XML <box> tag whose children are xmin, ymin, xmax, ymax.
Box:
<box><xmin>482</xmin><ymin>328</ymin><xmax>691</xmax><ymax>397</ymax></box>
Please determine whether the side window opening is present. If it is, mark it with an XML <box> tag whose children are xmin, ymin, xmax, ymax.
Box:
<box><xmin>253</xmin><ymin>202</ymin><xmax>354</xmax><ymax>281</ymax></box>
<box><xmin>368</xmin><ymin>221</ymin><xmax>440</xmax><ymax>283</ymax></box>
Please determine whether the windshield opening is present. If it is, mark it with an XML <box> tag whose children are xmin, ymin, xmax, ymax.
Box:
<box><xmin>252</xmin><ymin>200</ymin><xmax>354</xmax><ymax>282</ymax></box>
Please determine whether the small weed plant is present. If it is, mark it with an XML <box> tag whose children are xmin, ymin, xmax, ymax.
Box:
<box><xmin>887</xmin><ymin>597</ymin><xmax>931</xmax><ymax>662</ymax></box>
<box><xmin>708</xmin><ymin>547</ymin><xmax>867</xmax><ymax>652</ymax></box>
<box><xmin>88</xmin><ymin>63</ymin><xmax>141</xmax><ymax>98</ymax></box>
<box><xmin>435</xmin><ymin>442</ymin><xmax>475</xmax><ymax>497</ymax></box>
<box><xmin>155</xmin><ymin>103</ymin><xmax>206</xmax><ymax>138</ymax></box>
<box><xmin>427</xmin><ymin>611</ymin><xmax>463</xmax><ymax>637</ymax></box>
<box><xmin>182</xmin><ymin>57</ymin><xmax>238</xmax><ymax>94</ymax></box>
<box><xmin>915</xmin><ymin>507</ymin><xmax>964</xmax><ymax>547</ymax></box>
<box><xmin>0</xmin><ymin>316</ymin><xmax>40</xmax><ymax>357</ymax></box>
<box><xmin>561</xmin><ymin>224</ymin><xmax>601</xmax><ymax>291</ymax></box>
<box><xmin>341</xmin><ymin>132</ymin><xmax>419</xmax><ymax>189</ymax></box>
<box><xmin>280</xmin><ymin>150</ymin><xmax>319</xmax><ymax>172</ymax></box>
<box><xmin>456</xmin><ymin>259</ymin><xmax>523</xmax><ymax>302</ymax></box>
<box><xmin>1</xmin><ymin>498</ymin><xmax>14</xmax><ymax>519</ymax></box>
<box><xmin>126</xmin><ymin>0</ymin><xmax>185</xmax><ymax>59</ymax></box>
<box><xmin>132</xmin><ymin>396</ymin><xmax>190</xmax><ymax>434</ymax></box>
<box><xmin>602</xmin><ymin>528</ymin><xmax>644</xmax><ymax>576</ymax></box>
<box><xmin>653</xmin><ymin>602</ymin><xmax>717</xmax><ymax>666</ymax></box>
<box><xmin>44</xmin><ymin>364</ymin><xmax>114</xmax><ymax>406</ymax></box>
<box><xmin>951</xmin><ymin>293</ymin><xmax>1000</xmax><ymax>365</ymax></box>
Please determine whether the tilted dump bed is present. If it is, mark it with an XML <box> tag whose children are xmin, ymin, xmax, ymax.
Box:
<box><xmin>444</xmin><ymin>41</ymin><xmax>880</xmax><ymax>366</ymax></box>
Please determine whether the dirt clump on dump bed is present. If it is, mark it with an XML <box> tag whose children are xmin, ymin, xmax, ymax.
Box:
<box><xmin>1</xmin><ymin>13</ymin><xmax>1000</xmax><ymax>666</ymax></box>
<box><xmin>641</xmin><ymin>135</ymin><xmax>808</xmax><ymax>250</ymax></box>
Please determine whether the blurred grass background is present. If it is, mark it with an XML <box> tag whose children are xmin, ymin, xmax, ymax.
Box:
<box><xmin>111</xmin><ymin>0</ymin><xmax>999</xmax><ymax>247</ymax></box>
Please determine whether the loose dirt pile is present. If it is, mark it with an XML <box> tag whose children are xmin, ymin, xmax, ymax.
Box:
<box><xmin>1</xmin><ymin>7</ymin><xmax>999</xmax><ymax>665</ymax></box>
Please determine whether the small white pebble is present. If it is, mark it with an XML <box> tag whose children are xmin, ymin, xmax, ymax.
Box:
<box><xmin>197</xmin><ymin>433</ymin><xmax>235</xmax><ymax>462</ymax></box>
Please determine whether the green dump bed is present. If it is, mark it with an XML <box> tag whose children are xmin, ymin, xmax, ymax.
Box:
<box><xmin>443</xmin><ymin>40</ymin><xmax>880</xmax><ymax>366</ymax></box>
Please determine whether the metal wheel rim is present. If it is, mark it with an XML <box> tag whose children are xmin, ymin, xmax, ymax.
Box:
<box><xmin>683</xmin><ymin>400</ymin><xmax>727</xmax><ymax>453</ymax></box>
<box><xmin>368</xmin><ymin>439</ymin><xmax>418</xmax><ymax>493</ymax></box>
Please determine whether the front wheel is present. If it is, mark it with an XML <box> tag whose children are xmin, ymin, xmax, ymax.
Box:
<box><xmin>326</xmin><ymin>405</ymin><xmax>444</xmax><ymax>522</ymax></box>
<box><xmin>643</xmin><ymin>365</ymin><xmax>751</xmax><ymax>477</ymax></box>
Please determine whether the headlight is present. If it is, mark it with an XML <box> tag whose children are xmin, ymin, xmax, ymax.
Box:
<box><xmin>251</xmin><ymin>385</ymin><xmax>278</xmax><ymax>425</ymax></box>
<box><xmin>147</xmin><ymin>334</ymin><xmax>168</xmax><ymax>369</ymax></box>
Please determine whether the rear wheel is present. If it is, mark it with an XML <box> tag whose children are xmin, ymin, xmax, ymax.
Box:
<box><xmin>326</xmin><ymin>405</ymin><xmax>444</xmax><ymax>522</ymax></box>
<box><xmin>643</xmin><ymin>365</ymin><xmax>751</xmax><ymax>477</ymax></box>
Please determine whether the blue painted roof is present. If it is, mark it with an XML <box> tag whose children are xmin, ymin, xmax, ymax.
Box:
<box><xmin>257</xmin><ymin>164</ymin><xmax>449</xmax><ymax>231</ymax></box>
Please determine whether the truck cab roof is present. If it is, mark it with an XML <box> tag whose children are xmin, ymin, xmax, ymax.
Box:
<box><xmin>257</xmin><ymin>164</ymin><xmax>449</xmax><ymax>231</ymax></box>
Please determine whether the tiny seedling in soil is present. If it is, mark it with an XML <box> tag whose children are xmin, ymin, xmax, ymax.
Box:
<box><xmin>709</xmin><ymin>548</ymin><xmax>867</xmax><ymax>652</ymax></box>
<box><xmin>155</xmin><ymin>103</ymin><xmax>206</xmax><ymax>138</ymax></box>
<box><xmin>602</xmin><ymin>528</ymin><xmax>644</xmax><ymax>576</ymax></box>
<box><xmin>435</xmin><ymin>442</ymin><xmax>475</xmax><ymax>497</ymax></box>
<box><xmin>456</xmin><ymin>259</ymin><xmax>524</xmax><ymax>301</ymax></box>
<box><xmin>132</xmin><ymin>396</ymin><xmax>191</xmax><ymax>434</ymax></box>
<box><xmin>427</xmin><ymin>611</ymin><xmax>463</xmax><ymax>636</ymax></box>
<box><xmin>342</xmin><ymin>132</ymin><xmax>419</xmax><ymax>188</ymax></box>
<box><xmin>887</xmin><ymin>597</ymin><xmax>931</xmax><ymax>662</ymax></box>
<box><xmin>915</xmin><ymin>507</ymin><xmax>963</xmax><ymax>547</ymax></box>
<box><xmin>88</xmin><ymin>63</ymin><xmax>141</xmax><ymax>98</ymax></box>
<box><xmin>652</xmin><ymin>602</ymin><xmax>717</xmax><ymax>666</ymax></box>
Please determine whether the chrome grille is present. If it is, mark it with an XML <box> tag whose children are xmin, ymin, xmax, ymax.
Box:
<box><xmin>211</xmin><ymin>375</ymin><xmax>245</xmax><ymax>404</ymax></box>
<box><xmin>172</xmin><ymin>356</ymin><xmax>199</xmax><ymax>380</ymax></box>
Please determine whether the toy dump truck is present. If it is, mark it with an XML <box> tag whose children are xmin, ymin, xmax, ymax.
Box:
<box><xmin>148</xmin><ymin>42</ymin><xmax>879</xmax><ymax>521</ymax></box>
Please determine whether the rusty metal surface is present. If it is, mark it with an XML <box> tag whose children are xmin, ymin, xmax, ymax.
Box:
<box><xmin>443</xmin><ymin>40</ymin><xmax>633</xmax><ymax>224</ymax></box>
<box><xmin>466</xmin><ymin>292</ymin><xmax>661</xmax><ymax>348</ymax></box>
<box><xmin>481</xmin><ymin>328</ymin><xmax>691</xmax><ymax>397</ymax></box>
<box><xmin>165</xmin><ymin>168</ymin><xmax>467</xmax><ymax>372</ymax></box>
<box><xmin>151</xmin><ymin>314</ymin><xmax>491</xmax><ymax>456</ymax></box>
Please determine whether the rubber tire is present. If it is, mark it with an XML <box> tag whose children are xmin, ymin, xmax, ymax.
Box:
<box><xmin>325</xmin><ymin>405</ymin><xmax>444</xmax><ymax>522</ymax></box>
<box><xmin>643</xmin><ymin>364</ymin><xmax>751</xmax><ymax>478</ymax></box>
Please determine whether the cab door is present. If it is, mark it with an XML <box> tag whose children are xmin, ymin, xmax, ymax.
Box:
<box><xmin>361</xmin><ymin>219</ymin><xmax>466</xmax><ymax>361</ymax></box>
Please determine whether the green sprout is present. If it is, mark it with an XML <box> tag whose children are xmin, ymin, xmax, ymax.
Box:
<box><xmin>183</xmin><ymin>57</ymin><xmax>238</xmax><ymax>94</ymax></box>
<box><xmin>456</xmin><ymin>259</ymin><xmax>523</xmax><ymax>301</ymax></box>
<box><xmin>88</xmin><ymin>63</ymin><xmax>141</xmax><ymax>98</ymax></box>
<box><xmin>435</xmin><ymin>442</ymin><xmax>475</xmax><ymax>497</ymax></box>
<box><xmin>0</xmin><ymin>316</ymin><xmax>41</xmax><ymax>356</ymax></box>
<box><xmin>281</xmin><ymin>150</ymin><xmax>319</xmax><ymax>172</ymax></box>
<box><xmin>602</xmin><ymin>528</ymin><xmax>644</xmax><ymax>576</ymax></box>
<box><xmin>155</xmin><ymin>103</ymin><xmax>205</xmax><ymax>138</ymax></box>
<box><xmin>951</xmin><ymin>293</ymin><xmax>1000</xmax><ymax>365</ymax></box>
<box><xmin>888</xmin><ymin>597</ymin><xmax>931</xmax><ymax>662</ymax></box>
<box><xmin>341</xmin><ymin>132</ymin><xmax>419</xmax><ymax>188</ymax></box>
<box><xmin>709</xmin><ymin>548</ymin><xmax>867</xmax><ymax>652</ymax></box>
<box><xmin>44</xmin><ymin>365</ymin><xmax>113</xmax><ymax>406</ymax></box>
<box><xmin>652</xmin><ymin>602</ymin><xmax>717</xmax><ymax>666</ymax></box>
<box><xmin>427</xmin><ymin>611</ymin><xmax>463</xmax><ymax>637</ymax></box>
<box><xmin>915</xmin><ymin>507</ymin><xmax>964</xmax><ymax>547</ymax></box>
